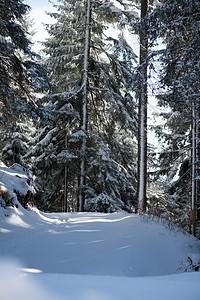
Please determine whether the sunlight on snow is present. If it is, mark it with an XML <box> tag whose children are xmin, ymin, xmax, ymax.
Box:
<box><xmin>6</xmin><ymin>214</ymin><xmax>31</xmax><ymax>228</ymax></box>
<box><xmin>21</xmin><ymin>267</ymin><xmax>43</xmax><ymax>274</ymax></box>
<box><xmin>68</xmin><ymin>215</ymin><xmax>132</xmax><ymax>224</ymax></box>
<box><xmin>33</xmin><ymin>207</ymin><xmax>66</xmax><ymax>225</ymax></box>
<box><xmin>0</xmin><ymin>227</ymin><xmax>11</xmax><ymax>233</ymax></box>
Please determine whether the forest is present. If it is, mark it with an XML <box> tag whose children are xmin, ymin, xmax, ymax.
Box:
<box><xmin>0</xmin><ymin>0</ymin><xmax>200</xmax><ymax>239</ymax></box>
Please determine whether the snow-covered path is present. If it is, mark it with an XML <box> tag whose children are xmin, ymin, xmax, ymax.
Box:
<box><xmin>0</xmin><ymin>207</ymin><xmax>200</xmax><ymax>299</ymax></box>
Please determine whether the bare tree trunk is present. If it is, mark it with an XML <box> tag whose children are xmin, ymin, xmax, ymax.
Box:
<box><xmin>63</xmin><ymin>134</ymin><xmax>68</xmax><ymax>212</ymax></box>
<box><xmin>197</xmin><ymin>107</ymin><xmax>200</xmax><ymax>226</ymax></box>
<box><xmin>137</xmin><ymin>0</ymin><xmax>148</xmax><ymax>213</ymax></box>
<box><xmin>78</xmin><ymin>0</ymin><xmax>91</xmax><ymax>212</ymax></box>
<box><xmin>190</xmin><ymin>102</ymin><xmax>198</xmax><ymax>235</ymax></box>
<box><xmin>64</xmin><ymin>166</ymin><xmax>68</xmax><ymax>212</ymax></box>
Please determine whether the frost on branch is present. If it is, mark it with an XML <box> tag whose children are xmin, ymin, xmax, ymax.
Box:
<box><xmin>57</xmin><ymin>150</ymin><xmax>77</xmax><ymax>164</ymax></box>
<box><xmin>84</xmin><ymin>193</ymin><xmax>125</xmax><ymax>213</ymax></box>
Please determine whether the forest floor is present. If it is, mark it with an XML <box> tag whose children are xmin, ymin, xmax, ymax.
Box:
<box><xmin>0</xmin><ymin>206</ymin><xmax>200</xmax><ymax>300</ymax></box>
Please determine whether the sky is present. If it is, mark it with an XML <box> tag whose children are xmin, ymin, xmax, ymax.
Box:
<box><xmin>25</xmin><ymin>0</ymin><xmax>58</xmax><ymax>52</ymax></box>
<box><xmin>26</xmin><ymin>0</ymin><xmax>53</xmax><ymax>8</ymax></box>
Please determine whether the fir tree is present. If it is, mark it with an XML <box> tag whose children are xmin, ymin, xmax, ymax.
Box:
<box><xmin>32</xmin><ymin>0</ymin><xmax>138</xmax><ymax>212</ymax></box>
<box><xmin>0</xmin><ymin>0</ymin><xmax>48</xmax><ymax>166</ymax></box>
<box><xmin>147</xmin><ymin>0</ymin><xmax>200</xmax><ymax>236</ymax></box>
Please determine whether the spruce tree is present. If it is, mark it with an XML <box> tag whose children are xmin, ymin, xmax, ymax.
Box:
<box><xmin>147</xmin><ymin>0</ymin><xmax>200</xmax><ymax>236</ymax></box>
<box><xmin>32</xmin><ymin>0</ymin><xmax>138</xmax><ymax>212</ymax></box>
<box><xmin>0</xmin><ymin>0</ymin><xmax>48</xmax><ymax>166</ymax></box>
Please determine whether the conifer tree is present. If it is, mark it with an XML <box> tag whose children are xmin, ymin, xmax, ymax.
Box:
<box><xmin>147</xmin><ymin>0</ymin><xmax>200</xmax><ymax>236</ymax></box>
<box><xmin>32</xmin><ymin>0</ymin><xmax>138</xmax><ymax>212</ymax></box>
<box><xmin>0</xmin><ymin>0</ymin><xmax>48</xmax><ymax>166</ymax></box>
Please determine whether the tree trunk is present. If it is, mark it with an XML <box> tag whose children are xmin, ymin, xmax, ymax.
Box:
<box><xmin>190</xmin><ymin>102</ymin><xmax>198</xmax><ymax>235</ymax></box>
<box><xmin>137</xmin><ymin>0</ymin><xmax>148</xmax><ymax>213</ymax></box>
<box><xmin>63</xmin><ymin>134</ymin><xmax>68</xmax><ymax>212</ymax></box>
<box><xmin>78</xmin><ymin>0</ymin><xmax>91</xmax><ymax>212</ymax></box>
<box><xmin>64</xmin><ymin>166</ymin><xmax>68</xmax><ymax>212</ymax></box>
<box><xmin>197</xmin><ymin>107</ymin><xmax>200</xmax><ymax>226</ymax></box>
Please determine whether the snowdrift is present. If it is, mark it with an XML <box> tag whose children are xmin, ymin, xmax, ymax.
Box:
<box><xmin>0</xmin><ymin>161</ymin><xmax>36</xmax><ymax>208</ymax></box>
<box><xmin>0</xmin><ymin>161</ymin><xmax>200</xmax><ymax>299</ymax></box>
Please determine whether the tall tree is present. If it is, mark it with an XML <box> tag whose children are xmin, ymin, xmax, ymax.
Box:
<box><xmin>150</xmin><ymin>109</ymin><xmax>191</xmax><ymax>231</ymax></box>
<box><xmin>32</xmin><ymin>0</ymin><xmax>138</xmax><ymax>212</ymax></box>
<box><xmin>0</xmin><ymin>0</ymin><xmax>48</xmax><ymax>166</ymax></box>
<box><xmin>79</xmin><ymin>0</ymin><xmax>92</xmax><ymax>211</ymax></box>
<box><xmin>137</xmin><ymin>0</ymin><xmax>148</xmax><ymax>213</ymax></box>
<box><xmin>147</xmin><ymin>0</ymin><xmax>200</xmax><ymax>236</ymax></box>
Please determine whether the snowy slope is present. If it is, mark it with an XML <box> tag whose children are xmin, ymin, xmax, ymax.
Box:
<box><xmin>0</xmin><ymin>163</ymin><xmax>200</xmax><ymax>300</ymax></box>
<box><xmin>0</xmin><ymin>206</ymin><xmax>200</xmax><ymax>300</ymax></box>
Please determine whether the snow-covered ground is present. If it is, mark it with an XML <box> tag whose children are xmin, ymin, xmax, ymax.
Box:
<box><xmin>0</xmin><ymin>207</ymin><xmax>200</xmax><ymax>300</ymax></box>
<box><xmin>0</xmin><ymin>163</ymin><xmax>200</xmax><ymax>299</ymax></box>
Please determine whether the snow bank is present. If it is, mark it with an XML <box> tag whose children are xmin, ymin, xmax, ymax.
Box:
<box><xmin>0</xmin><ymin>260</ymin><xmax>60</xmax><ymax>300</ymax></box>
<box><xmin>1</xmin><ymin>209</ymin><xmax>200</xmax><ymax>277</ymax></box>
<box><xmin>0</xmin><ymin>181</ymin><xmax>200</xmax><ymax>300</ymax></box>
<box><xmin>0</xmin><ymin>162</ymin><xmax>36</xmax><ymax>208</ymax></box>
<box><xmin>37</xmin><ymin>271</ymin><xmax>200</xmax><ymax>300</ymax></box>
<box><xmin>0</xmin><ymin>259</ymin><xmax>200</xmax><ymax>300</ymax></box>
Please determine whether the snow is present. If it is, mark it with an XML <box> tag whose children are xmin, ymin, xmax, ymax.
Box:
<box><xmin>0</xmin><ymin>164</ymin><xmax>200</xmax><ymax>300</ymax></box>
<box><xmin>0</xmin><ymin>162</ymin><xmax>36</xmax><ymax>205</ymax></box>
<box><xmin>57</xmin><ymin>150</ymin><xmax>77</xmax><ymax>163</ymax></box>
<box><xmin>68</xmin><ymin>130</ymin><xmax>87</xmax><ymax>142</ymax></box>
<box><xmin>0</xmin><ymin>207</ymin><xmax>200</xmax><ymax>300</ymax></box>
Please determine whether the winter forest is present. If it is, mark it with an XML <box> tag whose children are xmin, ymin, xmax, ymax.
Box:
<box><xmin>1</xmin><ymin>0</ymin><xmax>200</xmax><ymax>299</ymax></box>
<box><xmin>0</xmin><ymin>0</ymin><xmax>200</xmax><ymax>239</ymax></box>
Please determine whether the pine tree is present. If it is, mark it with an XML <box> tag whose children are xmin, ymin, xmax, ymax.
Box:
<box><xmin>147</xmin><ymin>0</ymin><xmax>200</xmax><ymax>236</ymax></box>
<box><xmin>150</xmin><ymin>109</ymin><xmax>191</xmax><ymax>230</ymax></box>
<box><xmin>0</xmin><ymin>0</ymin><xmax>48</xmax><ymax>166</ymax></box>
<box><xmin>33</xmin><ymin>0</ymin><xmax>138</xmax><ymax>212</ymax></box>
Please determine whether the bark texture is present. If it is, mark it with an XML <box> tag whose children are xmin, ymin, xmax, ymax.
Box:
<box><xmin>78</xmin><ymin>0</ymin><xmax>92</xmax><ymax>211</ymax></box>
<box><xmin>137</xmin><ymin>0</ymin><xmax>148</xmax><ymax>213</ymax></box>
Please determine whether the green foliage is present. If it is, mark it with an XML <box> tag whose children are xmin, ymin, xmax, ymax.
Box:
<box><xmin>32</xmin><ymin>0</ymin><xmax>138</xmax><ymax>212</ymax></box>
<box><xmin>0</xmin><ymin>0</ymin><xmax>48</xmax><ymax>166</ymax></box>
<box><xmin>147</xmin><ymin>0</ymin><xmax>200</xmax><ymax>236</ymax></box>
